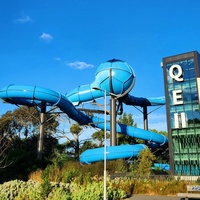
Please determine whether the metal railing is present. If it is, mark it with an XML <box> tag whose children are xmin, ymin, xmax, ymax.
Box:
<box><xmin>110</xmin><ymin>173</ymin><xmax>200</xmax><ymax>183</ymax></box>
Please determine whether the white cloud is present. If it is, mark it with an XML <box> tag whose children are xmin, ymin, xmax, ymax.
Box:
<box><xmin>67</xmin><ymin>61</ymin><xmax>94</xmax><ymax>70</ymax></box>
<box><xmin>15</xmin><ymin>15</ymin><xmax>33</xmax><ymax>23</ymax></box>
<box><xmin>54</xmin><ymin>57</ymin><xmax>61</xmax><ymax>61</ymax></box>
<box><xmin>39</xmin><ymin>33</ymin><xmax>53</xmax><ymax>42</ymax></box>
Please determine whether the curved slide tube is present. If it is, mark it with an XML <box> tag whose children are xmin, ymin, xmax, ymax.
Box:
<box><xmin>80</xmin><ymin>144</ymin><xmax>147</xmax><ymax>164</ymax></box>
<box><xmin>65</xmin><ymin>60</ymin><xmax>164</xmax><ymax>107</ymax></box>
<box><xmin>119</xmin><ymin>94</ymin><xmax>165</xmax><ymax>107</ymax></box>
<box><xmin>0</xmin><ymin>85</ymin><xmax>167</xmax><ymax>145</ymax></box>
<box><xmin>0</xmin><ymin>59</ymin><xmax>168</xmax><ymax>167</ymax></box>
<box><xmin>0</xmin><ymin>84</ymin><xmax>168</xmax><ymax>165</ymax></box>
<box><xmin>0</xmin><ymin>85</ymin><xmax>91</xmax><ymax>125</ymax></box>
<box><xmin>153</xmin><ymin>163</ymin><xmax>170</xmax><ymax>171</ymax></box>
<box><xmin>80</xmin><ymin>144</ymin><xmax>170</xmax><ymax>170</ymax></box>
<box><xmin>66</xmin><ymin>84</ymin><xmax>165</xmax><ymax>107</ymax></box>
<box><xmin>66</xmin><ymin>59</ymin><xmax>136</xmax><ymax>105</ymax></box>
<box><xmin>91</xmin><ymin>116</ymin><xmax>168</xmax><ymax>146</ymax></box>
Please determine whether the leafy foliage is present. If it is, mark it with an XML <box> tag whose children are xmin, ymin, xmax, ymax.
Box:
<box><xmin>0</xmin><ymin>104</ymin><xmax>171</xmax><ymax>200</ymax></box>
<box><xmin>0</xmin><ymin>179</ymin><xmax>126</xmax><ymax>200</ymax></box>
<box><xmin>0</xmin><ymin>176</ymin><xmax>189</xmax><ymax>199</ymax></box>
<box><xmin>0</xmin><ymin>134</ymin><xmax>60</xmax><ymax>183</ymax></box>
<box><xmin>133</xmin><ymin>178</ymin><xmax>187</xmax><ymax>195</ymax></box>
<box><xmin>0</xmin><ymin>105</ymin><xmax>61</xmax><ymax>182</ymax></box>
<box><xmin>91</xmin><ymin>129</ymin><xmax>109</xmax><ymax>147</ymax></box>
<box><xmin>118</xmin><ymin>112</ymin><xmax>136</xmax><ymax>126</ymax></box>
<box><xmin>0</xmin><ymin>179</ymin><xmax>41</xmax><ymax>200</ymax></box>
<box><xmin>79</xmin><ymin>140</ymin><xmax>97</xmax><ymax>154</ymax></box>
<box><xmin>63</xmin><ymin>123</ymin><xmax>83</xmax><ymax>160</ymax></box>
<box><xmin>137</xmin><ymin>148</ymin><xmax>156</xmax><ymax>177</ymax></box>
<box><xmin>55</xmin><ymin>116</ymin><xmax>88</xmax><ymax>160</ymax></box>
<box><xmin>117</xmin><ymin>112</ymin><xmax>139</xmax><ymax>145</ymax></box>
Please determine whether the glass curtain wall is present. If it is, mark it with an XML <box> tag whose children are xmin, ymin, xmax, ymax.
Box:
<box><xmin>165</xmin><ymin>55</ymin><xmax>200</xmax><ymax>175</ymax></box>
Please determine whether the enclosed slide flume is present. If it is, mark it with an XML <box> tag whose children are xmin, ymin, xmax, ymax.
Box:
<box><xmin>0</xmin><ymin>59</ymin><xmax>169</xmax><ymax>169</ymax></box>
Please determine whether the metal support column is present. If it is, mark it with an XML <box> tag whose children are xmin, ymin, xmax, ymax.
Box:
<box><xmin>37</xmin><ymin>101</ymin><xmax>46</xmax><ymax>162</ymax></box>
<box><xmin>110</xmin><ymin>96</ymin><xmax>117</xmax><ymax>146</ymax></box>
<box><xmin>143</xmin><ymin>105</ymin><xmax>148</xmax><ymax>130</ymax></box>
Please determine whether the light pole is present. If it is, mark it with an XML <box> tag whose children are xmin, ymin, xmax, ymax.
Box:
<box><xmin>92</xmin><ymin>86</ymin><xmax>107</xmax><ymax>200</ymax></box>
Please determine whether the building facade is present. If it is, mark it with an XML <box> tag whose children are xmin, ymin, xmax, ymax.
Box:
<box><xmin>162</xmin><ymin>51</ymin><xmax>200</xmax><ymax>175</ymax></box>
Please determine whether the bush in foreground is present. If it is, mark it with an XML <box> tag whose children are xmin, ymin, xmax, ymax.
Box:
<box><xmin>133</xmin><ymin>178</ymin><xmax>187</xmax><ymax>195</ymax></box>
<box><xmin>0</xmin><ymin>177</ymin><xmax>189</xmax><ymax>199</ymax></box>
<box><xmin>0</xmin><ymin>179</ymin><xmax>126</xmax><ymax>200</ymax></box>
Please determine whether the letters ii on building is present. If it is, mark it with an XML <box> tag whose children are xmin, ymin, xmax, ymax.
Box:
<box><xmin>162</xmin><ymin>51</ymin><xmax>200</xmax><ymax>176</ymax></box>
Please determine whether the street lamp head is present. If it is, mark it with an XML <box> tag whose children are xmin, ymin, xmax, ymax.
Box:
<box><xmin>92</xmin><ymin>86</ymin><xmax>102</xmax><ymax>91</ymax></box>
<box><xmin>93</xmin><ymin>87</ymin><xmax>121</xmax><ymax>100</ymax></box>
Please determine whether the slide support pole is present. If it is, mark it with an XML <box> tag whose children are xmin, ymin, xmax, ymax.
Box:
<box><xmin>110</xmin><ymin>96</ymin><xmax>117</xmax><ymax>146</ymax></box>
<box><xmin>143</xmin><ymin>105</ymin><xmax>148</xmax><ymax>130</ymax></box>
<box><xmin>37</xmin><ymin>101</ymin><xmax>46</xmax><ymax>163</ymax></box>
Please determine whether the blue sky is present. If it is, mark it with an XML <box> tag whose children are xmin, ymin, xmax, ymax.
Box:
<box><xmin>1</xmin><ymin>0</ymin><xmax>200</xmax><ymax>134</ymax></box>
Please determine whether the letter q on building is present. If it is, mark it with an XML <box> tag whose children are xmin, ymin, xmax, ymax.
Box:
<box><xmin>169</xmin><ymin>64</ymin><xmax>184</xmax><ymax>82</ymax></box>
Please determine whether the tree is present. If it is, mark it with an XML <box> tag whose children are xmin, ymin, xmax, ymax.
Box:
<box><xmin>137</xmin><ymin>148</ymin><xmax>156</xmax><ymax>177</ymax></box>
<box><xmin>150</xmin><ymin>129</ymin><xmax>169</xmax><ymax>163</ymax></box>
<box><xmin>80</xmin><ymin>140</ymin><xmax>97</xmax><ymax>154</ymax></box>
<box><xmin>117</xmin><ymin>112</ymin><xmax>138</xmax><ymax>145</ymax></box>
<box><xmin>91</xmin><ymin>129</ymin><xmax>109</xmax><ymax>147</ymax></box>
<box><xmin>0</xmin><ymin>135</ymin><xmax>12</xmax><ymax>169</ymax></box>
<box><xmin>0</xmin><ymin>106</ymin><xmax>59</xmax><ymax>165</ymax></box>
<box><xmin>13</xmin><ymin>106</ymin><xmax>59</xmax><ymax>162</ymax></box>
<box><xmin>118</xmin><ymin>112</ymin><xmax>136</xmax><ymax>126</ymax></box>
<box><xmin>0</xmin><ymin>111</ymin><xmax>16</xmax><ymax>169</ymax></box>
<box><xmin>0</xmin><ymin>111</ymin><xmax>20</xmax><ymax>140</ymax></box>
<box><xmin>13</xmin><ymin>106</ymin><xmax>39</xmax><ymax>138</ymax></box>
<box><xmin>68</xmin><ymin>123</ymin><xmax>83</xmax><ymax>160</ymax></box>
<box><xmin>150</xmin><ymin>129</ymin><xmax>168</xmax><ymax>138</ymax></box>
<box><xmin>0</xmin><ymin>106</ymin><xmax>62</xmax><ymax>182</ymax></box>
<box><xmin>0</xmin><ymin>134</ymin><xmax>60</xmax><ymax>182</ymax></box>
<box><xmin>55</xmin><ymin>113</ymin><xmax>88</xmax><ymax>160</ymax></box>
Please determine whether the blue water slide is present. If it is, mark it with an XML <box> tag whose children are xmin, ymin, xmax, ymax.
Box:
<box><xmin>119</xmin><ymin>94</ymin><xmax>165</xmax><ymax>107</ymax></box>
<box><xmin>80</xmin><ymin>116</ymin><xmax>167</xmax><ymax>163</ymax></box>
<box><xmin>0</xmin><ymin>59</ymin><xmax>168</xmax><ymax>165</ymax></box>
<box><xmin>0</xmin><ymin>84</ymin><xmax>91</xmax><ymax>125</ymax></box>
<box><xmin>153</xmin><ymin>163</ymin><xmax>170</xmax><ymax>171</ymax></box>
<box><xmin>80</xmin><ymin>144</ymin><xmax>147</xmax><ymax>164</ymax></box>
<box><xmin>0</xmin><ymin>84</ymin><xmax>168</xmax><ymax>164</ymax></box>
<box><xmin>0</xmin><ymin>85</ymin><xmax>167</xmax><ymax>145</ymax></box>
<box><xmin>91</xmin><ymin>116</ymin><xmax>167</xmax><ymax>145</ymax></box>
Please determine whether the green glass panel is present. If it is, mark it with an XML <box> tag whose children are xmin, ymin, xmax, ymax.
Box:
<box><xmin>178</xmin><ymin>129</ymin><xmax>186</xmax><ymax>135</ymax></box>
<box><xmin>187</xmin><ymin>128</ymin><xmax>195</xmax><ymax>134</ymax></box>
<box><xmin>196</xmin><ymin>127</ymin><xmax>200</xmax><ymax>134</ymax></box>
<box><xmin>174</xmin><ymin>154</ymin><xmax>180</xmax><ymax>160</ymax></box>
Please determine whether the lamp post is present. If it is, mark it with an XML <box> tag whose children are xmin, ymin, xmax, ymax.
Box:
<box><xmin>92</xmin><ymin>86</ymin><xmax>107</xmax><ymax>200</ymax></box>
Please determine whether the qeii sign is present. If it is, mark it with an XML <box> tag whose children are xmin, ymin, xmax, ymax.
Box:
<box><xmin>169</xmin><ymin>64</ymin><xmax>187</xmax><ymax>129</ymax></box>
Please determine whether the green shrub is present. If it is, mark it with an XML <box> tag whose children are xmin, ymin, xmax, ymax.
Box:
<box><xmin>196</xmin><ymin>177</ymin><xmax>200</xmax><ymax>184</ymax></box>
<box><xmin>0</xmin><ymin>180</ymin><xmax>41</xmax><ymax>200</ymax></box>
<box><xmin>70</xmin><ymin>181</ymin><xmax>126</xmax><ymax>200</ymax></box>
<box><xmin>47</xmin><ymin>185</ymin><xmax>71</xmax><ymax>200</ymax></box>
<box><xmin>40</xmin><ymin>179</ymin><xmax>52</xmax><ymax>199</ymax></box>
<box><xmin>107</xmin><ymin>159</ymin><xmax>128</xmax><ymax>173</ymax></box>
<box><xmin>132</xmin><ymin>178</ymin><xmax>187</xmax><ymax>195</ymax></box>
<box><xmin>0</xmin><ymin>177</ymin><xmax>189</xmax><ymax>199</ymax></box>
<box><xmin>110</xmin><ymin>178</ymin><xmax>135</xmax><ymax>196</ymax></box>
<box><xmin>62</xmin><ymin>168</ymin><xmax>80</xmax><ymax>183</ymax></box>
